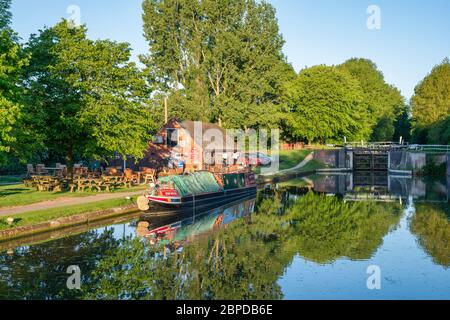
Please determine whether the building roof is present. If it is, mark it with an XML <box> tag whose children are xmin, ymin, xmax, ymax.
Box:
<box><xmin>170</xmin><ymin>119</ymin><xmax>238</xmax><ymax>152</ymax></box>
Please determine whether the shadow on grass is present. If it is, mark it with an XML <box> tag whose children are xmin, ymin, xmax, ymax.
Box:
<box><xmin>0</xmin><ymin>189</ymin><xmax>30</xmax><ymax>197</ymax></box>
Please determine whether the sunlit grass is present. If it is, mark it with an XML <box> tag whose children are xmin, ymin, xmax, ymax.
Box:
<box><xmin>277</xmin><ymin>150</ymin><xmax>311</xmax><ymax>170</ymax></box>
<box><xmin>0</xmin><ymin>197</ymin><xmax>136</xmax><ymax>231</ymax></box>
<box><xmin>253</xmin><ymin>150</ymin><xmax>313</xmax><ymax>174</ymax></box>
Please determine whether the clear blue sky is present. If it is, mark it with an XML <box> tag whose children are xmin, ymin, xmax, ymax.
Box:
<box><xmin>10</xmin><ymin>0</ymin><xmax>450</xmax><ymax>99</ymax></box>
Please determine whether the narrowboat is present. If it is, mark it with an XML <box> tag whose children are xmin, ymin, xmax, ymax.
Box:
<box><xmin>137</xmin><ymin>171</ymin><xmax>257</xmax><ymax>211</ymax></box>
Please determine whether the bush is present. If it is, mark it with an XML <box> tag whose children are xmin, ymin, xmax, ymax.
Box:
<box><xmin>422</xmin><ymin>160</ymin><xmax>446</xmax><ymax>176</ymax></box>
<box><xmin>0</xmin><ymin>156</ymin><xmax>26</xmax><ymax>175</ymax></box>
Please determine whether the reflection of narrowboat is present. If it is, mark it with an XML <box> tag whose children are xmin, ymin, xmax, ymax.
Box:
<box><xmin>138</xmin><ymin>197</ymin><xmax>256</xmax><ymax>245</ymax></box>
<box><xmin>137</xmin><ymin>171</ymin><xmax>256</xmax><ymax>211</ymax></box>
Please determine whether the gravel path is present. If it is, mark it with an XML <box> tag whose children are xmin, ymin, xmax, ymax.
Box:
<box><xmin>0</xmin><ymin>191</ymin><xmax>143</xmax><ymax>217</ymax></box>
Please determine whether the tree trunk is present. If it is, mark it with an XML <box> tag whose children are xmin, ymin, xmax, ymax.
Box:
<box><xmin>66</xmin><ymin>145</ymin><xmax>74</xmax><ymax>179</ymax></box>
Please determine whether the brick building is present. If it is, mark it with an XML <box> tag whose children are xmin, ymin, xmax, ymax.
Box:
<box><xmin>110</xmin><ymin>119</ymin><xmax>240</xmax><ymax>171</ymax></box>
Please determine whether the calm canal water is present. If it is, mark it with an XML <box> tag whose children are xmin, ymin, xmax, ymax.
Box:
<box><xmin>0</xmin><ymin>174</ymin><xmax>449</xmax><ymax>300</ymax></box>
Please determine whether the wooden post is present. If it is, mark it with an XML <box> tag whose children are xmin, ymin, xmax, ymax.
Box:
<box><xmin>164</xmin><ymin>96</ymin><xmax>168</xmax><ymax>124</ymax></box>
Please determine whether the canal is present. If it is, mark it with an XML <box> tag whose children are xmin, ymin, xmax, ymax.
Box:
<box><xmin>0</xmin><ymin>174</ymin><xmax>449</xmax><ymax>299</ymax></box>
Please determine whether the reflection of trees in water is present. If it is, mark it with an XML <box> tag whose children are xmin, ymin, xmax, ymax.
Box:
<box><xmin>0</xmin><ymin>229</ymin><xmax>120</xmax><ymax>299</ymax></box>
<box><xmin>284</xmin><ymin>193</ymin><xmax>402</xmax><ymax>264</ymax></box>
<box><xmin>411</xmin><ymin>203</ymin><xmax>450</xmax><ymax>267</ymax></box>
<box><xmin>85</xmin><ymin>196</ymin><xmax>291</xmax><ymax>300</ymax></box>
<box><xmin>86</xmin><ymin>192</ymin><xmax>402</xmax><ymax>300</ymax></box>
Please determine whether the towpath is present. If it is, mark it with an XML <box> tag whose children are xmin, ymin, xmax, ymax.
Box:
<box><xmin>0</xmin><ymin>191</ymin><xmax>143</xmax><ymax>217</ymax></box>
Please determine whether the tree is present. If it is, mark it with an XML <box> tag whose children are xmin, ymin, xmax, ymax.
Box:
<box><xmin>21</xmin><ymin>21</ymin><xmax>155</xmax><ymax>170</ymax></box>
<box><xmin>393</xmin><ymin>105</ymin><xmax>412</xmax><ymax>143</ymax></box>
<box><xmin>339</xmin><ymin>58</ymin><xmax>405</xmax><ymax>141</ymax></box>
<box><xmin>0</xmin><ymin>0</ymin><xmax>28</xmax><ymax>164</ymax></box>
<box><xmin>371</xmin><ymin>117</ymin><xmax>395</xmax><ymax>142</ymax></box>
<box><xmin>411</xmin><ymin>58</ymin><xmax>450</xmax><ymax>143</ymax></box>
<box><xmin>426</xmin><ymin>116</ymin><xmax>450</xmax><ymax>145</ymax></box>
<box><xmin>283</xmin><ymin>65</ymin><xmax>369</xmax><ymax>144</ymax></box>
<box><xmin>0</xmin><ymin>0</ymin><xmax>12</xmax><ymax>31</ymax></box>
<box><xmin>141</xmin><ymin>0</ymin><xmax>295</xmax><ymax>129</ymax></box>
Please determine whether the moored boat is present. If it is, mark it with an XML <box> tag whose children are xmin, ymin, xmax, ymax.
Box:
<box><xmin>137</xmin><ymin>170</ymin><xmax>256</xmax><ymax>211</ymax></box>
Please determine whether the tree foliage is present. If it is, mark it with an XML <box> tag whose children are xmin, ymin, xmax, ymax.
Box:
<box><xmin>141</xmin><ymin>0</ymin><xmax>295</xmax><ymax>129</ymax></box>
<box><xmin>0</xmin><ymin>0</ymin><xmax>12</xmax><ymax>31</ymax></box>
<box><xmin>411</xmin><ymin>58</ymin><xmax>450</xmax><ymax>143</ymax></box>
<box><xmin>339</xmin><ymin>58</ymin><xmax>405</xmax><ymax>141</ymax></box>
<box><xmin>283</xmin><ymin>65</ymin><xmax>369</xmax><ymax>144</ymax></box>
<box><xmin>20</xmin><ymin>21</ymin><xmax>155</xmax><ymax>167</ymax></box>
<box><xmin>371</xmin><ymin>116</ymin><xmax>395</xmax><ymax>142</ymax></box>
<box><xmin>393</xmin><ymin>105</ymin><xmax>412</xmax><ymax>143</ymax></box>
<box><xmin>0</xmin><ymin>0</ymin><xmax>28</xmax><ymax>163</ymax></box>
<box><xmin>426</xmin><ymin>116</ymin><xmax>450</xmax><ymax>145</ymax></box>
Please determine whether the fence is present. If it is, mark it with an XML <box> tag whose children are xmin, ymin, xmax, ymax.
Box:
<box><xmin>407</xmin><ymin>145</ymin><xmax>450</xmax><ymax>153</ymax></box>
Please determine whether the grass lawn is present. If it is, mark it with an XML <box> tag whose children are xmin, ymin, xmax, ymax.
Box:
<box><xmin>253</xmin><ymin>150</ymin><xmax>312</xmax><ymax>174</ymax></box>
<box><xmin>0</xmin><ymin>184</ymin><xmax>146</xmax><ymax>209</ymax></box>
<box><xmin>0</xmin><ymin>197</ymin><xmax>135</xmax><ymax>231</ymax></box>
<box><xmin>278</xmin><ymin>150</ymin><xmax>311</xmax><ymax>170</ymax></box>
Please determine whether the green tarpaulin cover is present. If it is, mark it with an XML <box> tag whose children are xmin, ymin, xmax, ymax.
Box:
<box><xmin>158</xmin><ymin>171</ymin><xmax>223</xmax><ymax>197</ymax></box>
<box><xmin>173</xmin><ymin>213</ymin><xmax>219</xmax><ymax>241</ymax></box>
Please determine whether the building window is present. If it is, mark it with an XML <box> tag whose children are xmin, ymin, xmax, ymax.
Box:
<box><xmin>154</xmin><ymin>136</ymin><xmax>164</xmax><ymax>144</ymax></box>
<box><xmin>166</xmin><ymin>128</ymin><xmax>179</xmax><ymax>147</ymax></box>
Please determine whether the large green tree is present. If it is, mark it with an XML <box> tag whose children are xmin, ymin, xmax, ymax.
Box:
<box><xmin>339</xmin><ymin>58</ymin><xmax>406</xmax><ymax>142</ymax></box>
<box><xmin>283</xmin><ymin>65</ymin><xmax>369</xmax><ymax>144</ymax></box>
<box><xmin>21</xmin><ymin>21</ymin><xmax>155</xmax><ymax>169</ymax></box>
<box><xmin>411</xmin><ymin>58</ymin><xmax>450</xmax><ymax>144</ymax></box>
<box><xmin>141</xmin><ymin>0</ymin><xmax>295</xmax><ymax>129</ymax></box>
<box><xmin>0</xmin><ymin>0</ymin><xmax>28</xmax><ymax>164</ymax></box>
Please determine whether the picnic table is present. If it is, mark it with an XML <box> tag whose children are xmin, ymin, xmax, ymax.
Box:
<box><xmin>32</xmin><ymin>175</ymin><xmax>68</xmax><ymax>192</ymax></box>
<box><xmin>27</xmin><ymin>166</ymin><xmax>158</xmax><ymax>193</ymax></box>
<box><xmin>122</xmin><ymin>170</ymin><xmax>156</xmax><ymax>187</ymax></box>
<box><xmin>139</xmin><ymin>172</ymin><xmax>156</xmax><ymax>185</ymax></box>
<box><xmin>71</xmin><ymin>175</ymin><xmax>123</xmax><ymax>192</ymax></box>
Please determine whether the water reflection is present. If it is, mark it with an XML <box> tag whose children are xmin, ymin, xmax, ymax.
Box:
<box><xmin>411</xmin><ymin>202</ymin><xmax>450</xmax><ymax>267</ymax></box>
<box><xmin>277</xmin><ymin>173</ymin><xmax>449</xmax><ymax>203</ymax></box>
<box><xmin>0</xmin><ymin>229</ymin><xmax>121</xmax><ymax>299</ymax></box>
<box><xmin>0</xmin><ymin>174</ymin><xmax>449</xmax><ymax>299</ymax></box>
<box><xmin>136</xmin><ymin>198</ymin><xmax>255</xmax><ymax>249</ymax></box>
